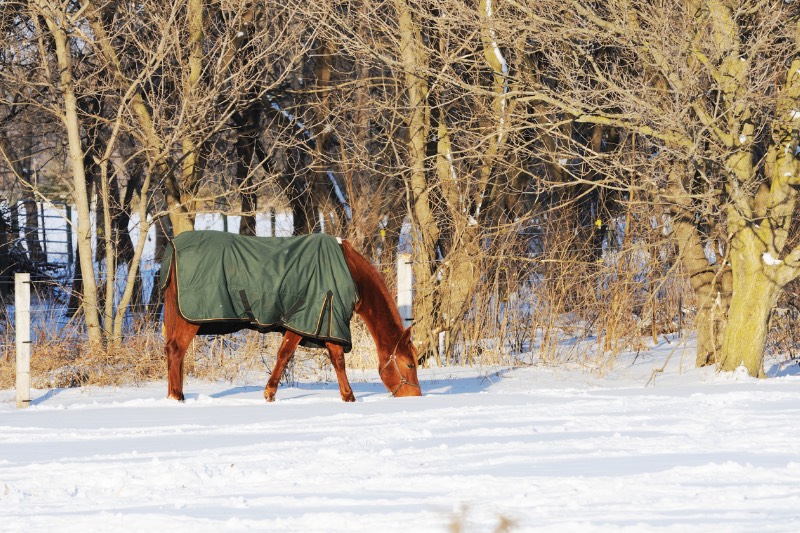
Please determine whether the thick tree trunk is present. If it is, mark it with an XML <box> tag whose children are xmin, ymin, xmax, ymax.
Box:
<box><xmin>720</xmin><ymin>266</ymin><xmax>778</xmax><ymax>377</ymax></box>
<box><xmin>393</xmin><ymin>0</ymin><xmax>440</xmax><ymax>360</ymax></box>
<box><xmin>693</xmin><ymin>272</ymin><xmax>731</xmax><ymax>367</ymax></box>
<box><xmin>474</xmin><ymin>0</ymin><xmax>508</xmax><ymax>219</ymax></box>
<box><xmin>40</xmin><ymin>4</ymin><xmax>103</xmax><ymax>345</ymax></box>
<box><xmin>21</xmin><ymin>198</ymin><xmax>44</xmax><ymax>264</ymax></box>
<box><xmin>253</xmin><ymin>135</ymin><xmax>316</xmax><ymax>236</ymax></box>
<box><xmin>718</xmin><ymin>228</ymin><xmax>782</xmax><ymax>377</ymax></box>
<box><xmin>66</xmin><ymin>242</ymin><xmax>84</xmax><ymax>318</ymax></box>
<box><xmin>665</xmin><ymin>161</ymin><xmax>732</xmax><ymax>368</ymax></box>
<box><xmin>285</xmin><ymin>150</ymin><xmax>316</xmax><ymax>236</ymax></box>
<box><xmin>672</xmin><ymin>230</ymin><xmax>732</xmax><ymax>368</ymax></box>
<box><xmin>172</xmin><ymin>0</ymin><xmax>206</xmax><ymax>236</ymax></box>
<box><xmin>234</xmin><ymin>107</ymin><xmax>260</xmax><ymax>236</ymax></box>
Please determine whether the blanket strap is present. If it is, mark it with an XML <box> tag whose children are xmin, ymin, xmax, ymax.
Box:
<box><xmin>239</xmin><ymin>290</ymin><xmax>258</xmax><ymax>324</ymax></box>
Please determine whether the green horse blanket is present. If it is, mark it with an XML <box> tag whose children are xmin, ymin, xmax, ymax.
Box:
<box><xmin>160</xmin><ymin>231</ymin><xmax>358</xmax><ymax>351</ymax></box>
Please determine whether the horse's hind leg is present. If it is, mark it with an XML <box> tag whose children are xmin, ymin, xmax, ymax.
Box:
<box><xmin>165</xmin><ymin>322</ymin><xmax>198</xmax><ymax>401</ymax></box>
<box><xmin>164</xmin><ymin>272</ymin><xmax>199</xmax><ymax>401</ymax></box>
<box><xmin>264</xmin><ymin>331</ymin><xmax>303</xmax><ymax>402</ymax></box>
<box><xmin>325</xmin><ymin>342</ymin><xmax>356</xmax><ymax>402</ymax></box>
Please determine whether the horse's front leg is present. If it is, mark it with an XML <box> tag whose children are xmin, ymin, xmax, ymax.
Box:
<box><xmin>265</xmin><ymin>331</ymin><xmax>303</xmax><ymax>402</ymax></box>
<box><xmin>325</xmin><ymin>342</ymin><xmax>356</xmax><ymax>402</ymax></box>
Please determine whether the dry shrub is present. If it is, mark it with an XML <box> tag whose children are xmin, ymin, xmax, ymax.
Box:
<box><xmin>767</xmin><ymin>280</ymin><xmax>800</xmax><ymax>367</ymax></box>
<box><xmin>0</xmin><ymin>353</ymin><xmax>13</xmax><ymax>390</ymax></box>
<box><xmin>445</xmin><ymin>207</ymin><xmax>688</xmax><ymax>373</ymax></box>
<box><xmin>15</xmin><ymin>319</ymin><xmax>165</xmax><ymax>389</ymax></box>
<box><xmin>182</xmin><ymin>322</ymin><xmax>380</xmax><ymax>387</ymax></box>
<box><xmin>0</xmin><ymin>329</ymin><xmax>160</xmax><ymax>390</ymax></box>
<box><xmin>185</xmin><ymin>330</ymin><xmax>280</xmax><ymax>384</ymax></box>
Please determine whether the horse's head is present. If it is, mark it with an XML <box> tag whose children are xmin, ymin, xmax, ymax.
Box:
<box><xmin>379</xmin><ymin>327</ymin><xmax>422</xmax><ymax>397</ymax></box>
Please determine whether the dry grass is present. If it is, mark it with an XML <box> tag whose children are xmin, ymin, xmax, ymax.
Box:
<box><xmin>0</xmin><ymin>320</ymin><xmax>164</xmax><ymax>390</ymax></box>
<box><xmin>0</xmin><ymin>315</ymin><xmax>382</xmax><ymax>392</ymax></box>
<box><xmin>448</xmin><ymin>506</ymin><xmax>517</xmax><ymax>533</ymax></box>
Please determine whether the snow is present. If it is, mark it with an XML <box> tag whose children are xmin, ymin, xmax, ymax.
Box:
<box><xmin>3</xmin><ymin>338</ymin><xmax>800</xmax><ymax>532</ymax></box>
<box><xmin>325</xmin><ymin>171</ymin><xmax>352</xmax><ymax>221</ymax></box>
<box><xmin>762</xmin><ymin>252</ymin><xmax>783</xmax><ymax>266</ymax></box>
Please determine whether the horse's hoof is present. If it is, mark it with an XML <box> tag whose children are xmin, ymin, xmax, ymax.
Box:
<box><xmin>342</xmin><ymin>394</ymin><xmax>356</xmax><ymax>402</ymax></box>
<box><xmin>264</xmin><ymin>391</ymin><xmax>276</xmax><ymax>402</ymax></box>
<box><xmin>167</xmin><ymin>393</ymin><xmax>185</xmax><ymax>402</ymax></box>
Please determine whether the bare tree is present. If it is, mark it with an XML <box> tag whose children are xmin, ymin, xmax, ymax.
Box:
<box><xmin>518</xmin><ymin>0</ymin><xmax>800</xmax><ymax>375</ymax></box>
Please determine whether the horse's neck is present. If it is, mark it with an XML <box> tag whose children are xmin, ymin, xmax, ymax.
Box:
<box><xmin>344</xmin><ymin>246</ymin><xmax>405</xmax><ymax>354</ymax></box>
<box><xmin>357</xmin><ymin>286</ymin><xmax>405</xmax><ymax>354</ymax></box>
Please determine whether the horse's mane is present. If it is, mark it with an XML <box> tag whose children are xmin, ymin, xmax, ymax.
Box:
<box><xmin>341</xmin><ymin>240</ymin><xmax>404</xmax><ymax>332</ymax></box>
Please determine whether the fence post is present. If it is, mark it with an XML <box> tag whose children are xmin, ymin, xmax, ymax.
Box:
<box><xmin>66</xmin><ymin>204</ymin><xmax>74</xmax><ymax>271</ymax></box>
<box><xmin>39</xmin><ymin>202</ymin><xmax>48</xmax><ymax>259</ymax></box>
<box><xmin>15</xmin><ymin>273</ymin><xmax>31</xmax><ymax>408</ymax></box>
<box><xmin>397</xmin><ymin>253</ymin><xmax>413</xmax><ymax>329</ymax></box>
<box><xmin>269</xmin><ymin>207</ymin><xmax>276</xmax><ymax>237</ymax></box>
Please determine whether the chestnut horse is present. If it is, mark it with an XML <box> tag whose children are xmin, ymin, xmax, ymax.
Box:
<box><xmin>163</xmin><ymin>238</ymin><xmax>422</xmax><ymax>401</ymax></box>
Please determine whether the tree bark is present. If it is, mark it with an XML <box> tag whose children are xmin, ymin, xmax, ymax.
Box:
<box><xmin>38</xmin><ymin>2</ymin><xmax>103</xmax><ymax>346</ymax></box>
<box><xmin>670</xmin><ymin>204</ymin><xmax>731</xmax><ymax>367</ymax></box>
<box><xmin>174</xmin><ymin>0</ymin><xmax>206</xmax><ymax>236</ymax></box>
<box><xmin>393</xmin><ymin>0</ymin><xmax>441</xmax><ymax>359</ymax></box>
<box><xmin>234</xmin><ymin>106</ymin><xmax>260</xmax><ymax>236</ymax></box>
<box><xmin>21</xmin><ymin>198</ymin><xmax>44</xmax><ymax>264</ymax></box>
<box><xmin>719</xmin><ymin>234</ymin><xmax>779</xmax><ymax>377</ymax></box>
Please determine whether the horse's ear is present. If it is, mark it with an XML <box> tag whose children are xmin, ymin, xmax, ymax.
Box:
<box><xmin>401</xmin><ymin>327</ymin><xmax>413</xmax><ymax>346</ymax></box>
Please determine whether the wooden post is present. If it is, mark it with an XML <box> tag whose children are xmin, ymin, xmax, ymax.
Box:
<box><xmin>15</xmin><ymin>273</ymin><xmax>31</xmax><ymax>408</ymax></box>
<box><xmin>269</xmin><ymin>207</ymin><xmax>276</xmax><ymax>237</ymax></box>
<box><xmin>66</xmin><ymin>204</ymin><xmax>74</xmax><ymax>271</ymax></box>
<box><xmin>39</xmin><ymin>202</ymin><xmax>48</xmax><ymax>259</ymax></box>
<box><xmin>397</xmin><ymin>253</ymin><xmax>413</xmax><ymax>329</ymax></box>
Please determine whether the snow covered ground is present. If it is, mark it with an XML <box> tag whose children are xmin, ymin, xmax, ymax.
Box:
<box><xmin>2</xmin><ymin>337</ymin><xmax>800</xmax><ymax>532</ymax></box>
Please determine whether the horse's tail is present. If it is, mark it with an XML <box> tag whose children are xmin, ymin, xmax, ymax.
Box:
<box><xmin>159</xmin><ymin>240</ymin><xmax>176</xmax><ymax>291</ymax></box>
